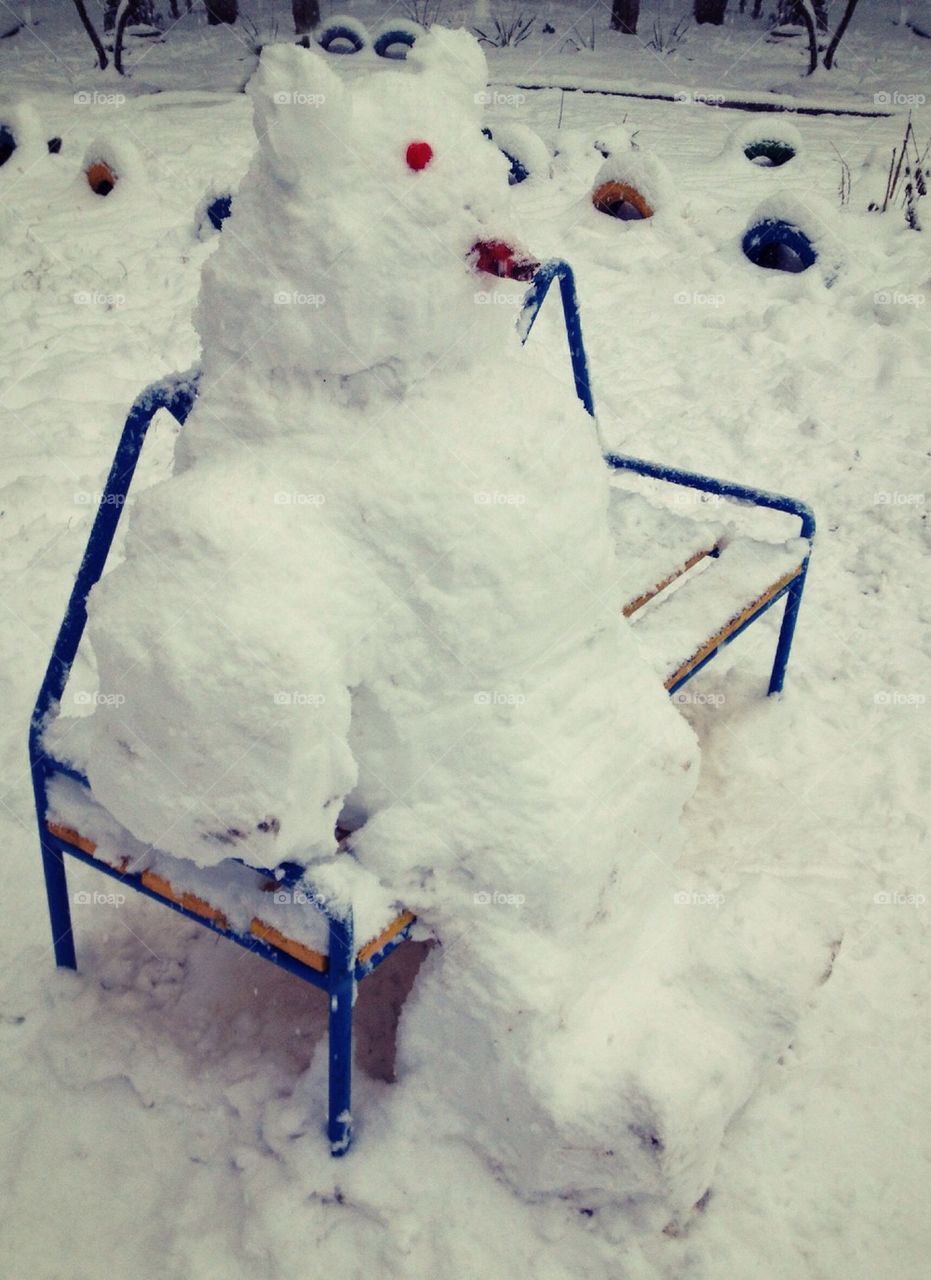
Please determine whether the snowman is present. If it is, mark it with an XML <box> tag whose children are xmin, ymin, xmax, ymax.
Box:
<box><xmin>83</xmin><ymin>31</ymin><xmax>704</xmax><ymax>1208</ymax></box>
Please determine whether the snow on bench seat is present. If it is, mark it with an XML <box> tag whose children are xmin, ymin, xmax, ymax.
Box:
<box><xmin>45</xmin><ymin>774</ymin><xmax>413</xmax><ymax>971</ymax></box>
<box><xmin>608</xmin><ymin>487</ymin><xmax>727</xmax><ymax>618</ymax></box>
<box><xmin>628</xmin><ymin>536</ymin><xmax>809</xmax><ymax>688</ymax></box>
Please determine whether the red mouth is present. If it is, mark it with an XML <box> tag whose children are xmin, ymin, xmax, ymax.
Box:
<box><xmin>470</xmin><ymin>240</ymin><xmax>540</xmax><ymax>282</ymax></box>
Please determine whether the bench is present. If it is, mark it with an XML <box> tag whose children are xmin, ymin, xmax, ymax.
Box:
<box><xmin>30</xmin><ymin>261</ymin><xmax>814</xmax><ymax>1156</ymax></box>
<box><xmin>520</xmin><ymin>260</ymin><xmax>815</xmax><ymax>698</ymax></box>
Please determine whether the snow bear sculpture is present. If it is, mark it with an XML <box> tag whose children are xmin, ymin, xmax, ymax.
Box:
<box><xmin>83</xmin><ymin>31</ymin><xmax>706</xmax><ymax>1211</ymax></box>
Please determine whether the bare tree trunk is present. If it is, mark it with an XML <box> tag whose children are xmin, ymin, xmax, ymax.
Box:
<box><xmin>205</xmin><ymin>0</ymin><xmax>238</xmax><ymax>23</ymax></box>
<box><xmin>108</xmin><ymin>0</ymin><xmax>156</xmax><ymax>31</ymax></box>
<box><xmin>797</xmin><ymin>1</ymin><xmax>819</xmax><ymax>73</ymax></box>
<box><xmin>611</xmin><ymin>0</ymin><xmax>640</xmax><ymax>35</ymax></box>
<box><xmin>293</xmin><ymin>0</ymin><xmax>320</xmax><ymax>37</ymax></box>
<box><xmin>71</xmin><ymin>0</ymin><xmax>109</xmax><ymax>68</ymax></box>
<box><xmin>779</xmin><ymin>0</ymin><xmax>828</xmax><ymax>28</ymax></box>
<box><xmin>113</xmin><ymin>1</ymin><xmax>134</xmax><ymax>75</ymax></box>
<box><xmin>694</xmin><ymin>0</ymin><xmax>728</xmax><ymax>25</ymax></box>
<box><xmin>824</xmin><ymin>0</ymin><xmax>861</xmax><ymax>68</ymax></box>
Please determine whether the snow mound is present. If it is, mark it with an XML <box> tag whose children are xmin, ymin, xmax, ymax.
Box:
<box><xmin>489</xmin><ymin>122</ymin><xmax>551</xmax><ymax>183</ymax></box>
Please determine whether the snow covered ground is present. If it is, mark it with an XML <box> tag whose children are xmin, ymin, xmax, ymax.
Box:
<box><xmin>1</xmin><ymin>5</ymin><xmax>929</xmax><ymax>1278</ymax></box>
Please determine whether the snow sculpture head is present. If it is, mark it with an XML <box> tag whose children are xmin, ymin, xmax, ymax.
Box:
<box><xmin>196</xmin><ymin>31</ymin><xmax>515</xmax><ymax>391</ymax></box>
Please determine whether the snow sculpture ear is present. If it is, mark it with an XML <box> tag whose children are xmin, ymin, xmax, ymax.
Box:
<box><xmin>248</xmin><ymin>44</ymin><xmax>346</xmax><ymax>188</ymax></box>
<box><xmin>407</xmin><ymin>27</ymin><xmax>488</xmax><ymax>112</ymax></box>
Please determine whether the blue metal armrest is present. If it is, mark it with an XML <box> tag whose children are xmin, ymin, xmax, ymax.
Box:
<box><xmin>518</xmin><ymin>258</ymin><xmax>815</xmax><ymax>696</ymax></box>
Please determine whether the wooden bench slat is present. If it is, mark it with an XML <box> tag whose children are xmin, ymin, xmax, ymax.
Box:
<box><xmin>249</xmin><ymin>917</ymin><xmax>328</xmax><ymax>972</ymax></box>
<box><xmin>660</xmin><ymin>564</ymin><xmax>804</xmax><ymax>689</ymax></box>
<box><xmin>47</xmin><ymin>821</ymin><xmax>128</xmax><ymax>872</ymax></box>
<box><xmin>46</xmin><ymin>819</ymin><xmax>413</xmax><ymax>970</ymax></box>
<box><xmin>357</xmin><ymin>911</ymin><xmax>417</xmax><ymax>966</ymax></box>
<box><xmin>610</xmin><ymin>485</ymin><xmax>727</xmax><ymax>619</ymax></box>
<box><xmin>622</xmin><ymin>543</ymin><xmax>719</xmax><ymax>618</ymax></box>
<box><xmin>140</xmin><ymin>869</ymin><xmax>229</xmax><ymax>928</ymax></box>
<box><xmin>628</xmin><ymin>534</ymin><xmax>808</xmax><ymax>687</ymax></box>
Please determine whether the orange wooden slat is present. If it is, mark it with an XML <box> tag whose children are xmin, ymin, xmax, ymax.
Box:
<box><xmin>663</xmin><ymin>564</ymin><xmax>804</xmax><ymax>690</ymax></box>
<box><xmin>140</xmin><ymin>869</ymin><xmax>229</xmax><ymax>928</ymax></box>
<box><xmin>357</xmin><ymin>911</ymin><xmax>417</xmax><ymax>966</ymax></box>
<box><xmin>622</xmin><ymin>543</ymin><xmax>720</xmax><ymax>618</ymax></box>
<box><xmin>47</xmin><ymin>821</ymin><xmax>129</xmax><ymax>873</ymax></box>
<box><xmin>47</xmin><ymin>821</ymin><xmax>98</xmax><ymax>856</ymax></box>
<box><xmin>49</xmin><ymin>822</ymin><xmax>415</xmax><ymax>973</ymax></box>
<box><xmin>249</xmin><ymin>917</ymin><xmax>328</xmax><ymax>972</ymax></box>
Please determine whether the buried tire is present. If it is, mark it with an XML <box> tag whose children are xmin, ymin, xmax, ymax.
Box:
<box><xmin>205</xmin><ymin>193</ymin><xmax>232</xmax><ymax>231</ymax></box>
<box><xmin>373</xmin><ymin>22</ymin><xmax>421</xmax><ymax>59</ymax></box>
<box><xmin>724</xmin><ymin>117</ymin><xmax>803</xmax><ymax>170</ymax></box>
<box><xmin>0</xmin><ymin>124</ymin><xmax>15</xmax><ymax>167</ymax></box>
<box><xmin>742</xmin><ymin>218</ymin><xmax>817</xmax><ymax>273</ymax></box>
<box><xmin>483</xmin><ymin>124</ymin><xmax>550</xmax><ymax>186</ymax></box>
<box><xmin>744</xmin><ymin>139</ymin><xmax>796</xmax><ymax>168</ymax></box>
<box><xmin>0</xmin><ymin>105</ymin><xmax>45</xmax><ymax>172</ymax></box>
<box><xmin>592</xmin><ymin>179</ymin><xmax>653</xmax><ymax>221</ymax></box>
<box><xmin>318</xmin><ymin>16</ymin><xmax>369</xmax><ymax>53</ymax></box>
<box><xmin>86</xmin><ymin>159</ymin><xmax>117</xmax><ymax>196</ymax></box>
<box><xmin>589</xmin><ymin>151</ymin><xmax>671</xmax><ymax>225</ymax></box>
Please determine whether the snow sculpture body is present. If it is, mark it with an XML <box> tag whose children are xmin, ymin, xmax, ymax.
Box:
<box><xmin>84</xmin><ymin>32</ymin><xmax>702</xmax><ymax>1207</ymax></box>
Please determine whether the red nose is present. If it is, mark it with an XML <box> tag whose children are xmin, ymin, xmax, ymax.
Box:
<box><xmin>406</xmin><ymin>141</ymin><xmax>433</xmax><ymax>171</ymax></box>
<box><xmin>470</xmin><ymin>240</ymin><xmax>540</xmax><ymax>281</ymax></box>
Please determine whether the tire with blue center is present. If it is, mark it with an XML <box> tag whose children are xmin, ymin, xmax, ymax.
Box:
<box><xmin>742</xmin><ymin>219</ymin><xmax>817</xmax><ymax>273</ymax></box>
<box><xmin>373</xmin><ymin>21</ymin><xmax>421</xmax><ymax>59</ymax></box>
<box><xmin>0</xmin><ymin>124</ymin><xmax>15</xmax><ymax>167</ymax></box>
<box><xmin>318</xmin><ymin>15</ymin><xmax>369</xmax><ymax>54</ymax></box>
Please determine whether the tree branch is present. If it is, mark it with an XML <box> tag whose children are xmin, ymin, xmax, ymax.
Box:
<box><xmin>824</xmin><ymin>0</ymin><xmax>861</xmax><ymax>69</ymax></box>
<box><xmin>797</xmin><ymin>0</ymin><xmax>819</xmax><ymax>74</ymax></box>
<box><xmin>71</xmin><ymin>0</ymin><xmax>109</xmax><ymax>69</ymax></box>
<box><xmin>113</xmin><ymin>0</ymin><xmax>134</xmax><ymax>76</ymax></box>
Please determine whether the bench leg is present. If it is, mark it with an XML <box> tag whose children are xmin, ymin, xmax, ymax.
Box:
<box><xmin>40</xmin><ymin>832</ymin><xmax>77</xmax><ymax>969</ymax></box>
<box><xmin>327</xmin><ymin>913</ymin><xmax>354</xmax><ymax>1155</ymax></box>
<box><xmin>768</xmin><ymin>569</ymin><xmax>808</xmax><ymax>696</ymax></box>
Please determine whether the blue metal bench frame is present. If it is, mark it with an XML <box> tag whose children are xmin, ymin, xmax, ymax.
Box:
<box><xmin>28</xmin><ymin>372</ymin><xmax>413</xmax><ymax>1157</ymax></box>
<box><xmin>520</xmin><ymin>259</ymin><xmax>815</xmax><ymax>696</ymax></box>
<box><xmin>30</xmin><ymin>258</ymin><xmax>813</xmax><ymax>1158</ymax></box>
